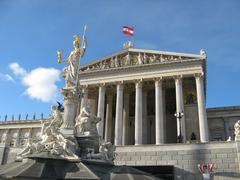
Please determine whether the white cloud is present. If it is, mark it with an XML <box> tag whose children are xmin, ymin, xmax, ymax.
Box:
<box><xmin>0</xmin><ymin>73</ymin><xmax>14</xmax><ymax>82</ymax></box>
<box><xmin>9</xmin><ymin>62</ymin><xmax>27</xmax><ymax>77</ymax></box>
<box><xmin>9</xmin><ymin>63</ymin><xmax>61</xmax><ymax>102</ymax></box>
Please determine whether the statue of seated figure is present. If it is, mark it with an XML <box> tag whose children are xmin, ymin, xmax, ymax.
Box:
<box><xmin>75</xmin><ymin>106</ymin><xmax>101</xmax><ymax>136</ymax></box>
<box><xmin>16</xmin><ymin>105</ymin><xmax>79</xmax><ymax>160</ymax></box>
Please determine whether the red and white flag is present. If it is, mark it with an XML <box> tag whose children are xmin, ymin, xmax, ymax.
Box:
<box><xmin>123</xmin><ymin>26</ymin><xmax>134</xmax><ymax>36</ymax></box>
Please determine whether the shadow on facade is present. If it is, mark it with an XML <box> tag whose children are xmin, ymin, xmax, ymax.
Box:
<box><xmin>132</xmin><ymin>166</ymin><xmax>174</xmax><ymax>180</ymax></box>
<box><xmin>214</xmin><ymin>172</ymin><xmax>240</xmax><ymax>179</ymax></box>
<box><xmin>174</xmin><ymin>167</ymin><xmax>197</xmax><ymax>180</ymax></box>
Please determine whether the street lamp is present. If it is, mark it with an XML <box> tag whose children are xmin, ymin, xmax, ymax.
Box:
<box><xmin>174</xmin><ymin>111</ymin><xmax>184</xmax><ymax>143</ymax></box>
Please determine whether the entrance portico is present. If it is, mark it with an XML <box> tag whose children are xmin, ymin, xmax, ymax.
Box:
<box><xmin>79</xmin><ymin>48</ymin><xmax>208</xmax><ymax>145</ymax></box>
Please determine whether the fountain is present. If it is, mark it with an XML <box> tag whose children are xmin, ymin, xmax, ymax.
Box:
<box><xmin>0</xmin><ymin>26</ymin><xmax>160</xmax><ymax>180</ymax></box>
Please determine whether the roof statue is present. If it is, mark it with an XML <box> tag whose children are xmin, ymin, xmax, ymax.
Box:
<box><xmin>200</xmin><ymin>49</ymin><xmax>206</xmax><ymax>57</ymax></box>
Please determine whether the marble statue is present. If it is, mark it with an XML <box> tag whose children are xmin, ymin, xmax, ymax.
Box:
<box><xmin>137</xmin><ymin>53</ymin><xmax>144</xmax><ymax>64</ymax></box>
<box><xmin>1</xmin><ymin>131</ymin><xmax>8</xmax><ymax>144</ymax></box>
<box><xmin>200</xmin><ymin>49</ymin><xmax>206</xmax><ymax>56</ymax></box>
<box><xmin>41</xmin><ymin>105</ymin><xmax>63</xmax><ymax>136</ymax></box>
<box><xmin>58</xmin><ymin>32</ymin><xmax>87</xmax><ymax>88</ymax></box>
<box><xmin>124</xmin><ymin>53</ymin><xmax>131</xmax><ymax>65</ymax></box>
<box><xmin>113</xmin><ymin>56</ymin><xmax>119</xmax><ymax>67</ymax></box>
<box><xmin>234</xmin><ymin>120</ymin><xmax>240</xmax><ymax>141</ymax></box>
<box><xmin>86</xmin><ymin>141</ymin><xmax>116</xmax><ymax>162</ymax></box>
<box><xmin>16</xmin><ymin>105</ymin><xmax>79</xmax><ymax>160</ymax></box>
<box><xmin>75</xmin><ymin>106</ymin><xmax>101</xmax><ymax>136</ymax></box>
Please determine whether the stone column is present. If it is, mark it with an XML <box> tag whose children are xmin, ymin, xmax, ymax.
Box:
<box><xmin>97</xmin><ymin>84</ymin><xmax>106</xmax><ymax>138</ymax></box>
<box><xmin>115</xmin><ymin>83</ymin><xmax>124</xmax><ymax>146</ymax></box>
<box><xmin>175</xmin><ymin>76</ymin><xmax>186</xmax><ymax>142</ymax></box>
<box><xmin>80</xmin><ymin>86</ymin><xmax>88</xmax><ymax>110</ymax></box>
<box><xmin>105</xmin><ymin>94</ymin><xmax>113</xmax><ymax>142</ymax></box>
<box><xmin>14</xmin><ymin>129</ymin><xmax>21</xmax><ymax>147</ymax></box>
<box><xmin>155</xmin><ymin>78</ymin><xmax>164</xmax><ymax>144</ymax></box>
<box><xmin>28</xmin><ymin>128</ymin><xmax>33</xmax><ymax>139</ymax></box>
<box><xmin>142</xmin><ymin>91</ymin><xmax>148</xmax><ymax>144</ymax></box>
<box><xmin>195</xmin><ymin>73</ymin><xmax>209</xmax><ymax>142</ymax></box>
<box><xmin>135</xmin><ymin>80</ymin><xmax>143</xmax><ymax>145</ymax></box>
<box><xmin>122</xmin><ymin>93</ymin><xmax>130</xmax><ymax>145</ymax></box>
<box><xmin>224</xmin><ymin>119</ymin><xmax>230</xmax><ymax>140</ymax></box>
<box><xmin>61</xmin><ymin>87</ymin><xmax>79</xmax><ymax>137</ymax></box>
<box><xmin>162</xmin><ymin>90</ymin><xmax>167</xmax><ymax>142</ymax></box>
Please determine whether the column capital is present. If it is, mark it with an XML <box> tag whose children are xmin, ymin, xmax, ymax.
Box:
<box><xmin>174</xmin><ymin>75</ymin><xmax>183</xmax><ymax>86</ymax></box>
<box><xmin>115</xmin><ymin>80</ymin><xmax>124</xmax><ymax>86</ymax></box>
<box><xmin>194</xmin><ymin>73</ymin><xmax>204</xmax><ymax>79</ymax></box>
<box><xmin>80</xmin><ymin>84</ymin><xmax>88</xmax><ymax>90</ymax></box>
<box><xmin>173</xmin><ymin>75</ymin><xmax>183</xmax><ymax>80</ymax></box>
<box><xmin>97</xmin><ymin>83</ymin><xmax>106</xmax><ymax>88</ymax></box>
<box><xmin>135</xmin><ymin>79</ymin><xmax>143</xmax><ymax>88</ymax></box>
<box><xmin>153</xmin><ymin>76</ymin><xmax>163</xmax><ymax>82</ymax></box>
<box><xmin>154</xmin><ymin>77</ymin><xmax>163</xmax><ymax>87</ymax></box>
<box><xmin>116</xmin><ymin>82</ymin><xmax>124</xmax><ymax>91</ymax></box>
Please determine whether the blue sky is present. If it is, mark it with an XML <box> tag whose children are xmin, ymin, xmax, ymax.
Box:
<box><xmin>0</xmin><ymin>0</ymin><xmax>240</xmax><ymax>120</ymax></box>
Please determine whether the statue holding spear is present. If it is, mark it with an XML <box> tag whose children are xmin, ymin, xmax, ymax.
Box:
<box><xmin>57</xmin><ymin>25</ymin><xmax>87</xmax><ymax>137</ymax></box>
<box><xmin>58</xmin><ymin>25</ymin><xmax>87</xmax><ymax>88</ymax></box>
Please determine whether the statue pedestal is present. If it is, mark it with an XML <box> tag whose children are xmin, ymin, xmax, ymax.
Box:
<box><xmin>61</xmin><ymin>87</ymin><xmax>80</xmax><ymax>137</ymax></box>
<box><xmin>235</xmin><ymin>135</ymin><xmax>240</xmax><ymax>141</ymax></box>
<box><xmin>75</xmin><ymin>135</ymin><xmax>100</xmax><ymax>158</ymax></box>
<box><xmin>60</xmin><ymin>128</ymin><xmax>75</xmax><ymax>137</ymax></box>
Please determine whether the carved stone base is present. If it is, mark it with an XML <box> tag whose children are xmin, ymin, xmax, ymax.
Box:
<box><xmin>60</xmin><ymin>128</ymin><xmax>75</xmax><ymax>137</ymax></box>
<box><xmin>75</xmin><ymin>135</ymin><xmax>100</xmax><ymax>158</ymax></box>
<box><xmin>61</xmin><ymin>87</ymin><xmax>80</xmax><ymax>137</ymax></box>
<box><xmin>235</xmin><ymin>135</ymin><xmax>240</xmax><ymax>141</ymax></box>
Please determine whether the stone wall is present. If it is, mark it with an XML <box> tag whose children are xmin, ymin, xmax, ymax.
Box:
<box><xmin>0</xmin><ymin>145</ymin><xmax>6</xmax><ymax>165</ymax></box>
<box><xmin>114</xmin><ymin>142</ymin><xmax>240</xmax><ymax>180</ymax></box>
<box><xmin>0</xmin><ymin>141</ymin><xmax>240</xmax><ymax>179</ymax></box>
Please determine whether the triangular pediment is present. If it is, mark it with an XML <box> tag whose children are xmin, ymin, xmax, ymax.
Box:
<box><xmin>80</xmin><ymin>48</ymin><xmax>206</xmax><ymax>72</ymax></box>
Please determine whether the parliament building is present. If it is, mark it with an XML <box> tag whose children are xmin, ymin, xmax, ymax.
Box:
<box><xmin>0</xmin><ymin>45</ymin><xmax>240</xmax><ymax>179</ymax></box>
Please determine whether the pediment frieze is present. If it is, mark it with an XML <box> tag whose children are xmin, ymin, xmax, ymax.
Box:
<box><xmin>80</xmin><ymin>49</ymin><xmax>205</xmax><ymax>73</ymax></box>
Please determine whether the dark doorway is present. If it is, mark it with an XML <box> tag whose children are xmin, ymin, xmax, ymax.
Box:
<box><xmin>132</xmin><ymin>165</ymin><xmax>174</xmax><ymax>180</ymax></box>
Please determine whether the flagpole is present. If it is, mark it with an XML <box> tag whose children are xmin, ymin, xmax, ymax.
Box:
<box><xmin>75</xmin><ymin>24</ymin><xmax>87</xmax><ymax>89</ymax></box>
<box><xmin>131</xmin><ymin>26</ymin><xmax>134</xmax><ymax>47</ymax></box>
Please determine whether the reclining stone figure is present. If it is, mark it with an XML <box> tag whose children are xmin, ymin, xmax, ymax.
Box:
<box><xmin>17</xmin><ymin>105</ymin><xmax>79</xmax><ymax>160</ymax></box>
<box><xmin>86</xmin><ymin>142</ymin><xmax>116</xmax><ymax>162</ymax></box>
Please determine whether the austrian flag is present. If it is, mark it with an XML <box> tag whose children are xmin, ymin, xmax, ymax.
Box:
<box><xmin>123</xmin><ymin>26</ymin><xmax>134</xmax><ymax>36</ymax></box>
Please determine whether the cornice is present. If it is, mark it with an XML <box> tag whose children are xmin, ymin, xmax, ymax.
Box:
<box><xmin>81</xmin><ymin>48</ymin><xmax>204</xmax><ymax>69</ymax></box>
<box><xmin>80</xmin><ymin>58</ymin><xmax>204</xmax><ymax>76</ymax></box>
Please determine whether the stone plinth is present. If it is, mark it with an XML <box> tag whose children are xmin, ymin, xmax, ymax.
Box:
<box><xmin>75</xmin><ymin>135</ymin><xmax>100</xmax><ymax>158</ymax></box>
<box><xmin>61</xmin><ymin>87</ymin><xmax>80</xmax><ymax>137</ymax></box>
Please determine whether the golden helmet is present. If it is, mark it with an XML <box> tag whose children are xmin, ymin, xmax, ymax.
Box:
<box><xmin>73</xmin><ymin>35</ymin><xmax>81</xmax><ymax>44</ymax></box>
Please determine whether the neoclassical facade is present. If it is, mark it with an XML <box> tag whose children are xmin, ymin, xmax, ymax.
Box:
<box><xmin>1</xmin><ymin>47</ymin><xmax>240</xmax><ymax>179</ymax></box>
<box><xmin>0</xmin><ymin>47</ymin><xmax>239</xmax><ymax>148</ymax></box>
<box><xmin>78</xmin><ymin>48</ymin><xmax>208</xmax><ymax>145</ymax></box>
